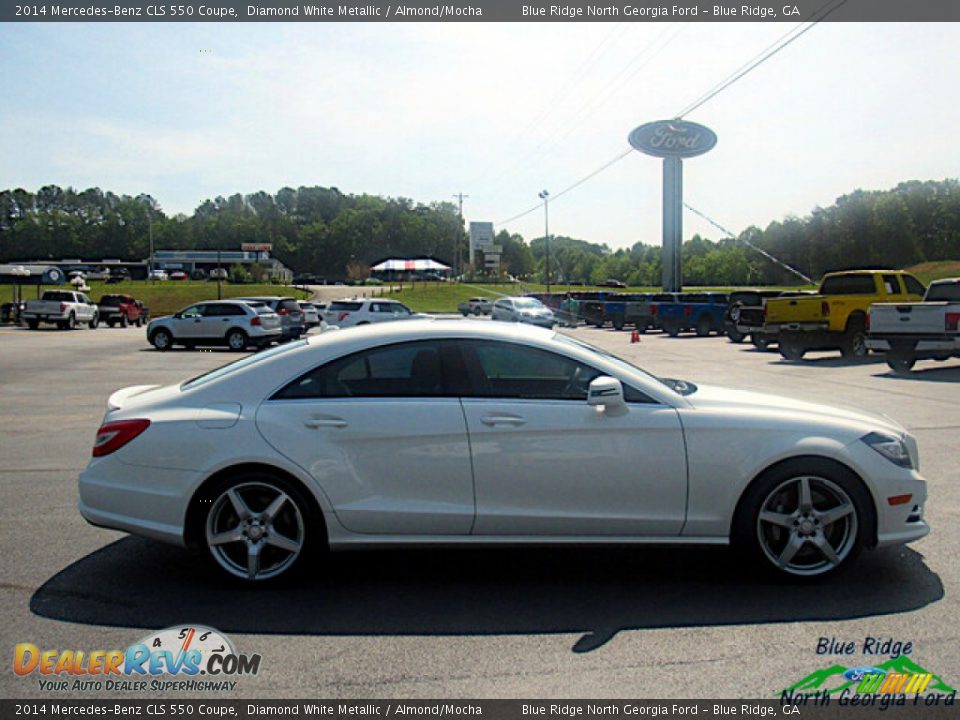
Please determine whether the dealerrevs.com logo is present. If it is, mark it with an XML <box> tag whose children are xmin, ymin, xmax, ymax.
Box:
<box><xmin>13</xmin><ymin>625</ymin><xmax>261</xmax><ymax>692</ymax></box>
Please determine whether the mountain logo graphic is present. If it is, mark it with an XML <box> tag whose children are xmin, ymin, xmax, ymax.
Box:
<box><xmin>781</xmin><ymin>655</ymin><xmax>956</xmax><ymax>697</ymax></box>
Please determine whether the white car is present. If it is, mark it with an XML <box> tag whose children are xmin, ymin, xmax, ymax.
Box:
<box><xmin>146</xmin><ymin>300</ymin><xmax>282</xmax><ymax>351</ymax></box>
<box><xmin>324</xmin><ymin>298</ymin><xmax>424</xmax><ymax>328</ymax></box>
<box><xmin>79</xmin><ymin>320</ymin><xmax>928</xmax><ymax>582</ymax></box>
<box><xmin>148</xmin><ymin>270</ymin><xmax>169</xmax><ymax>281</ymax></box>
<box><xmin>492</xmin><ymin>296</ymin><xmax>555</xmax><ymax>328</ymax></box>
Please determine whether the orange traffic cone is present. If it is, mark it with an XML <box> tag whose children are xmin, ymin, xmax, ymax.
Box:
<box><xmin>630</xmin><ymin>329</ymin><xmax>640</xmax><ymax>344</ymax></box>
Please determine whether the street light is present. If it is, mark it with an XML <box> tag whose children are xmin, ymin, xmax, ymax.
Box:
<box><xmin>11</xmin><ymin>266</ymin><xmax>29</xmax><ymax>312</ymax></box>
<box><xmin>538</xmin><ymin>190</ymin><xmax>550</xmax><ymax>292</ymax></box>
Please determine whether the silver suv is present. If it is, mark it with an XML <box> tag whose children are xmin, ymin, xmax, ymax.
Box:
<box><xmin>147</xmin><ymin>301</ymin><xmax>282</xmax><ymax>351</ymax></box>
<box><xmin>236</xmin><ymin>296</ymin><xmax>306</xmax><ymax>341</ymax></box>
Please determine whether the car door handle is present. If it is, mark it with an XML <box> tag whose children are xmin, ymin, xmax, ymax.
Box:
<box><xmin>304</xmin><ymin>417</ymin><xmax>348</xmax><ymax>429</ymax></box>
<box><xmin>481</xmin><ymin>415</ymin><xmax>527</xmax><ymax>427</ymax></box>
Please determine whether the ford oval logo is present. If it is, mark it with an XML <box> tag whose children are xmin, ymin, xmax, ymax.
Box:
<box><xmin>843</xmin><ymin>666</ymin><xmax>885</xmax><ymax>682</ymax></box>
<box><xmin>628</xmin><ymin>119</ymin><xmax>718</xmax><ymax>158</ymax></box>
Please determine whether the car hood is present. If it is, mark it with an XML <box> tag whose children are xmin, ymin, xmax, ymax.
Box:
<box><xmin>687</xmin><ymin>384</ymin><xmax>906</xmax><ymax>436</ymax></box>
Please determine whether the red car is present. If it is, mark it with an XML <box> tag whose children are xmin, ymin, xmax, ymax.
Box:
<box><xmin>169</xmin><ymin>271</ymin><xmax>189</xmax><ymax>281</ymax></box>
<box><xmin>98</xmin><ymin>294</ymin><xmax>149</xmax><ymax>328</ymax></box>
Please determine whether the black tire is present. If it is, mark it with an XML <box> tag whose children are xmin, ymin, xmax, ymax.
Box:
<box><xmin>65</xmin><ymin>313</ymin><xmax>76</xmax><ymax>331</ymax></box>
<box><xmin>637</xmin><ymin>322</ymin><xmax>650</xmax><ymax>335</ymax></box>
<box><xmin>732</xmin><ymin>457</ymin><xmax>870</xmax><ymax>579</ymax></box>
<box><xmin>779</xmin><ymin>335</ymin><xmax>806</xmax><ymax>361</ymax></box>
<box><xmin>752</xmin><ymin>335</ymin><xmax>771</xmax><ymax>350</ymax></box>
<box><xmin>886</xmin><ymin>353</ymin><xmax>916</xmax><ymax>375</ymax></box>
<box><xmin>89</xmin><ymin>314</ymin><xmax>99</xmax><ymax>329</ymax></box>
<box><xmin>27</xmin><ymin>320</ymin><xmax>39</xmax><ymax>330</ymax></box>
<box><xmin>612</xmin><ymin>316</ymin><xmax>625</xmax><ymax>331</ymax></box>
<box><xmin>119</xmin><ymin>314</ymin><xmax>128</xmax><ymax>328</ymax></box>
<box><xmin>727</xmin><ymin>329</ymin><xmax>746</xmax><ymax>343</ymax></box>
<box><xmin>473</xmin><ymin>307</ymin><xmax>483</xmax><ymax>316</ymax></box>
<box><xmin>226</xmin><ymin>328</ymin><xmax>249</xmax><ymax>352</ymax></box>
<box><xmin>151</xmin><ymin>328</ymin><xmax>173</xmax><ymax>351</ymax></box>
<box><xmin>696</xmin><ymin>316</ymin><xmax>712</xmax><ymax>337</ymax></box>
<box><xmin>106</xmin><ymin>319</ymin><xmax>116</xmax><ymax>328</ymax></box>
<box><xmin>663</xmin><ymin>319</ymin><xmax>681</xmax><ymax>337</ymax></box>
<box><xmin>840</xmin><ymin>317</ymin><xmax>868</xmax><ymax>359</ymax></box>
<box><xmin>135</xmin><ymin>316</ymin><xmax>143</xmax><ymax>327</ymax></box>
<box><xmin>198</xmin><ymin>470</ymin><xmax>320</xmax><ymax>583</ymax></box>
<box><xmin>461</xmin><ymin>311</ymin><xmax>469</xmax><ymax>317</ymax></box>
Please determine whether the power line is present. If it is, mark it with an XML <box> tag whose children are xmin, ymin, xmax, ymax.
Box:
<box><xmin>676</xmin><ymin>0</ymin><xmax>849</xmax><ymax>118</ymax></box>
<box><xmin>683</xmin><ymin>202</ymin><xmax>814</xmax><ymax>284</ymax></box>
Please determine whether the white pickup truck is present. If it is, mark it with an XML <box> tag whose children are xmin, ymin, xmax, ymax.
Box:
<box><xmin>22</xmin><ymin>290</ymin><xmax>100</xmax><ymax>330</ymax></box>
<box><xmin>867</xmin><ymin>278</ymin><xmax>960</xmax><ymax>373</ymax></box>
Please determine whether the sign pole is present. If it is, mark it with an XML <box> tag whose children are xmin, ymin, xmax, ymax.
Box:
<box><xmin>662</xmin><ymin>156</ymin><xmax>683</xmax><ymax>293</ymax></box>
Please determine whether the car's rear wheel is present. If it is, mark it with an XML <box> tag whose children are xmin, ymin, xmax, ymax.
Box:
<box><xmin>203</xmin><ymin>475</ymin><xmax>312</xmax><ymax>582</ymax></box>
<box><xmin>663</xmin><ymin>319</ymin><xmax>681</xmax><ymax>337</ymax></box>
<box><xmin>226</xmin><ymin>329</ymin><xmax>248</xmax><ymax>351</ymax></box>
<box><xmin>727</xmin><ymin>329</ymin><xmax>745</xmax><ymax>343</ymax></box>
<box><xmin>474</xmin><ymin>307</ymin><xmax>483</xmax><ymax>316</ymax></box>
<box><xmin>612</xmin><ymin>316</ymin><xmax>625</xmax><ymax>331</ymax></box>
<box><xmin>735</xmin><ymin>460</ymin><xmax>867</xmax><ymax>578</ymax></box>
<box><xmin>27</xmin><ymin>319</ymin><xmax>39</xmax><ymax>330</ymax></box>
<box><xmin>89</xmin><ymin>314</ymin><xmax>99</xmax><ymax>329</ymax></box>
<box><xmin>840</xmin><ymin>317</ymin><xmax>868</xmax><ymax>359</ymax></box>
<box><xmin>151</xmin><ymin>328</ymin><xmax>173</xmax><ymax>351</ymax></box>
<box><xmin>887</xmin><ymin>352</ymin><xmax>916</xmax><ymax>374</ymax></box>
<box><xmin>119</xmin><ymin>314</ymin><xmax>128</xmax><ymax>328</ymax></box>
<box><xmin>65</xmin><ymin>313</ymin><xmax>76</xmax><ymax>331</ymax></box>
<box><xmin>751</xmin><ymin>334</ymin><xmax>771</xmax><ymax>350</ymax></box>
<box><xmin>696</xmin><ymin>316</ymin><xmax>712</xmax><ymax>337</ymax></box>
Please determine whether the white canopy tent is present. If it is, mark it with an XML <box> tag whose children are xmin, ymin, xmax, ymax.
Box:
<box><xmin>370</xmin><ymin>258</ymin><xmax>450</xmax><ymax>272</ymax></box>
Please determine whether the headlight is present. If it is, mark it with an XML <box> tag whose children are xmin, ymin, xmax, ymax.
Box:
<box><xmin>862</xmin><ymin>432</ymin><xmax>913</xmax><ymax>468</ymax></box>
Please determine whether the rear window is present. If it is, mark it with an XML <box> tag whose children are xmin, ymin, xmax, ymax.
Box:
<box><xmin>820</xmin><ymin>275</ymin><xmax>877</xmax><ymax>295</ymax></box>
<box><xmin>99</xmin><ymin>296</ymin><xmax>125</xmax><ymax>306</ymax></box>
<box><xmin>279</xmin><ymin>299</ymin><xmax>301</xmax><ymax>313</ymax></box>
<box><xmin>329</xmin><ymin>301</ymin><xmax>363</xmax><ymax>311</ymax></box>
<box><xmin>926</xmin><ymin>282</ymin><xmax>960</xmax><ymax>301</ymax></box>
<box><xmin>42</xmin><ymin>291</ymin><xmax>76</xmax><ymax>302</ymax></box>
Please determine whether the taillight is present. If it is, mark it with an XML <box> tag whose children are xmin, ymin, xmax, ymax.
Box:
<box><xmin>865</xmin><ymin>312</ymin><xmax>871</xmax><ymax>331</ymax></box>
<box><xmin>250</xmin><ymin>316</ymin><xmax>261</xmax><ymax>326</ymax></box>
<box><xmin>60</xmin><ymin>303</ymin><xmax>68</xmax><ymax>312</ymax></box>
<box><xmin>684</xmin><ymin>306</ymin><xmax>693</xmax><ymax>317</ymax></box>
<box><xmin>762</xmin><ymin>306</ymin><xmax>768</xmax><ymax>320</ymax></box>
<box><xmin>821</xmin><ymin>301</ymin><xmax>830</xmax><ymax>317</ymax></box>
<box><xmin>338</xmin><ymin>312</ymin><xmax>350</xmax><ymax>321</ymax></box>
<box><xmin>277</xmin><ymin>308</ymin><xmax>289</xmax><ymax>315</ymax></box>
<box><xmin>651</xmin><ymin>305</ymin><xmax>658</xmax><ymax>316</ymax></box>
<box><xmin>946</xmin><ymin>312</ymin><xmax>960</xmax><ymax>332</ymax></box>
<box><xmin>92</xmin><ymin>419</ymin><xmax>150</xmax><ymax>457</ymax></box>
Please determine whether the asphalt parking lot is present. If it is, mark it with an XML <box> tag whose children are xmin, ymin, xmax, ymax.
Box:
<box><xmin>1</xmin><ymin>321</ymin><xmax>958</xmax><ymax>699</ymax></box>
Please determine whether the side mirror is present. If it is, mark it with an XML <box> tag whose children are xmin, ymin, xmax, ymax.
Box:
<box><xmin>588</xmin><ymin>376</ymin><xmax>626</xmax><ymax>411</ymax></box>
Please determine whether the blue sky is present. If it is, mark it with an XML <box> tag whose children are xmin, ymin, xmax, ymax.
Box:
<box><xmin>2</xmin><ymin>21</ymin><xmax>958</xmax><ymax>250</ymax></box>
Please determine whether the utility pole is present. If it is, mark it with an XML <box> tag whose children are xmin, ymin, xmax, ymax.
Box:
<box><xmin>217</xmin><ymin>248</ymin><xmax>222</xmax><ymax>300</ymax></box>
<box><xmin>452</xmin><ymin>192</ymin><xmax>468</xmax><ymax>280</ymax></box>
<box><xmin>538</xmin><ymin>190</ymin><xmax>550</xmax><ymax>291</ymax></box>
<box><xmin>147</xmin><ymin>207</ymin><xmax>154</xmax><ymax>284</ymax></box>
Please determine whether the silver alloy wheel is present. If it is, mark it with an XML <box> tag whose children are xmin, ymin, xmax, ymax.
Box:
<box><xmin>205</xmin><ymin>481</ymin><xmax>305</xmax><ymax>581</ymax></box>
<box><xmin>227</xmin><ymin>330</ymin><xmax>247</xmax><ymax>351</ymax></box>
<box><xmin>756</xmin><ymin>475</ymin><xmax>858</xmax><ymax>576</ymax></box>
<box><xmin>152</xmin><ymin>330</ymin><xmax>171</xmax><ymax>350</ymax></box>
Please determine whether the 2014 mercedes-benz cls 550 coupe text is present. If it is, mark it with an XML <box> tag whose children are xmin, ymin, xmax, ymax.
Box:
<box><xmin>78</xmin><ymin>320</ymin><xmax>929</xmax><ymax>582</ymax></box>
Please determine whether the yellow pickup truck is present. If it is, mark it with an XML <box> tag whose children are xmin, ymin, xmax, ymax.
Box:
<box><xmin>763</xmin><ymin>270</ymin><xmax>925</xmax><ymax>360</ymax></box>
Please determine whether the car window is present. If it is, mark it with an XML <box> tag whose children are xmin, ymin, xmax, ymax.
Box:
<box><xmin>820</xmin><ymin>275</ymin><xmax>877</xmax><ymax>295</ymax></box>
<box><xmin>460</xmin><ymin>340</ymin><xmax>650</xmax><ymax>403</ymax></box>
<box><xmin>926</xmin><ymin>281</ymin><xmax>960</xmax><ymax>301</ymax></box>
<box><xmin>181</xmin><ymin>305</ymin><xmax>203</xmax><ymax>318</ymax></box>
<box><xmin>329</xmin><ymin>301</ymin><xmax>363</xmax><ymax>312</ymax></box>
<box><xmin>904</xmin><ymin>275</ymin><xmax>927</xmax><ymax>296</ymax></box>
<box><xmin>273</xmin><ymin>341</ymin><xmax>450</xmax><ymax>399</ymax></box>
<box><xmin>182</xmin><ymin>340</ymin><xmax>309</xmax><ymax>390</ymax></box>
<box><xmin>279</xmin><ymin>299</ymin><xmax>301</xmax><ymax>314</ymax></box>
<box><xmin>882</xmin><ymin>274</ymin><xmax>902</xmax><ymax>295</ymax></box>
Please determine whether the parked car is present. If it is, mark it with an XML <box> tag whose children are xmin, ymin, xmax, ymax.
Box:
<box><xmin>299</xmin><ymin>302</ymin><xmax>323</xmax><ymax>329</ymax></box>
<box><xmin>191</xmin><ymin>269</ymin><xmax>208</xmax><ymax>280</ymax></box>
<box><xmin>491</xmin><ymin>296</ymin><xmax>555</xmax><ymax>328</ymax></box>
<box><xmin>458</xmin><ymin>297</ymin><xmax>494</xmax><ymax>316</ymax></box>
<box><xmin>324</xmin><ymin>298</ymin><xmax>424</xmax><ymax>328</ymax></box>
<box><xmin>104</xmin><ymin>275</ymin><xmax>125</xmax><ymax>285</ymax></box>
<box><xmin>148</xmin><ymin>270</ymin><xmax>169</xmax><ymax>281</ymax></box>
<box><xmin>600</xmin><ymin>279</ymin><xmax>627</xmax><ymax>288</ymax></box>
<box><xmin>733</xmin><ymin>291</ymin><xmax>817</xmax><ymax>349</ymax></box>
<box><xmin>1</xmin><ymin>300</ymin><xmax>26</xmax><ymax>324</ymax></box>
<box><xmin>209</xmin><ymin>268</ymin><xmax>228</xmax><ymax>281</ymax></box>
<box><xmin>236</xmin><ymin>296</ymin><xmax>306</xmax><ymax>341</ymax></box>
<box><xmin>147</xmin><ymin>300</ymin><xmax>282</xmax><ymax>351</ymax></box>
<box><xmin>169</xmin><ymin>271</ymin><xmax>189</xmax><ymax>281</ymax></box>
<box><xmin>723</xmin><ymin>290</ymin><xmax>784</xmax><ymax>342</ymax></box>
<box><xmin>78</xmin><ymin>319</ymin><xmax>929</xmax><ymax>582</ymax></box>
<box><xmin>22</xmin><ymin>290</ymin><xmax>99</xmax><ymax>330</ymax></box>
<box><xmin>98</xmin><ymin>294</ymin><xmax>148</xmax><ymax>328</ymax></box>
<box><xmin>656</xmin><ymin>293</ymin><xmax>730</xmax><ymax>337</ymax></box>
<box><xmin>764</xmin><ymin>270</ymin><xmax>925</xmax><ymax>360</ymax></box>
<box><xmin>867</xmin><ymin>277</ymin><xmax>960</xmax><ymax>374</ymax></box>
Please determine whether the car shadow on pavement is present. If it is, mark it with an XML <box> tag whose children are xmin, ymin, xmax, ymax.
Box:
<box><xmin>773</xmin><ymin>355</ymin><xmax>887</xmax><ymax>368</ymax></box>
<box><xmin>872</xmin><ymin>365</ymin><xmax>960</xmax><ymax>383</ymax></box>
<box><xmin>31</xmin><ymin>538</ymin><xmax>943</xmax><ymax>653</ymax></box>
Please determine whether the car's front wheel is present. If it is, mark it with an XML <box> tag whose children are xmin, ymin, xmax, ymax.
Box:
<box><xmin>151</xmin><ymin>328</ymin><xmax>173</xmax><ymax>351</ymax></box>
<box><xmin>735</xmin><ymin>459</ymin><xmax>867</xmax><ymax>578</ymax></box>
<box><xmin>203</xmin><ymin>475</ymin><xmax>312</xmax><ymax>582</ymax></box>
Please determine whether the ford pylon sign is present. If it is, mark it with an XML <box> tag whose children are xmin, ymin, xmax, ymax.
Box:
<box><xmin>628</xmin><ymin>119</ymin><xmax>718</xmax><ymax>158</ymax></box>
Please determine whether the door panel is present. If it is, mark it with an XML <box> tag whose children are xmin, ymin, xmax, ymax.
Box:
<box><xmin>462</xmin><ymin>399</ymin><xmax>687</xmax><ymax>536</ymax></box>
<box><xmin>256</xmin><ymin>399</ymin><xmax>474</xmax><ymax>534</ymax></box>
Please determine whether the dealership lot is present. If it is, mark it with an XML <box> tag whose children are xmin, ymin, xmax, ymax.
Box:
<box><xmin>1</xmin><ymin>323</ymin><xmax>958</xmax><ymax>698</ymax></box>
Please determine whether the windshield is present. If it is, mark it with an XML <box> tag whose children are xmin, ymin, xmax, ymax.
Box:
<box><xmin>181</xmin><ymin>340</ymin><xmax>308</xmax><ymax>390</ymax></box>
<box><xmin>553</xmin><ymin>333</ymin><xmax>695</xmax><ymax>396</ymax></box>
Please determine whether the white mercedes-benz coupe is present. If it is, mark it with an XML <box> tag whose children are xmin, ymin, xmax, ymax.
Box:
<box><xmin>79</xmin><ymin>320</ymin><xmax>929</xmax><ymax>582</ymax></box>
